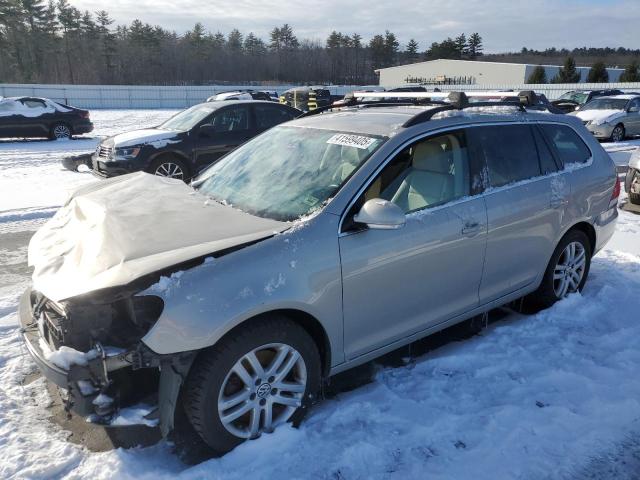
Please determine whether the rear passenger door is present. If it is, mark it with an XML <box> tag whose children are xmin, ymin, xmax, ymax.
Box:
<box><xmin>253</xmin><ymin>104</ymin><xmax>298</xmax><ymax>134</ymax></box>
<box><xmin>471</xmin><ymin>123</ymin><xmax>569</xmax><ymax>304</ymax></box>
<box><xmin>625</xmin><ymin>98</ymin><xmax>640</xmax><ymax>135</ymax></box>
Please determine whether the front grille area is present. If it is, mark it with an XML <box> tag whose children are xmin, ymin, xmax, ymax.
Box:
<box><xmin>97</xmin><ymin>145</ymin><xmax>113</xmax><ymax>159</ymax></box>
<box><xmin>32</xmin><ymin>294</ymin><xmax>68</xmax><ymax>350</ymax></box>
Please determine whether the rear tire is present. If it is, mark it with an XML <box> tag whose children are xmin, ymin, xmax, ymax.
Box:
<box><xmin>528</xmin><ymin>230</ymin><xmax>591</xmax><ymax>309</ymax></box>
<box><xmin>49</xmin><ymin>123</ymin><xmax>72</xmax><ymax>140</ymax></box>
<box><xmin>147</xmin><ymin>156</ymin><xmax>190</xmax><ymax>182</ymax></box>
<box><xmin>183</xmin><ymin>315</ymin><xmax>321</xmax><ymax>454</ymax></box>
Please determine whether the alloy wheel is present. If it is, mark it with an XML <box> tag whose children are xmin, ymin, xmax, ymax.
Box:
<box><xmin>154</xmin><ymin>162</ymin><xmax>184</xmax><ymax>179</ymax></box>
<box><xmin>53</xmin><ymin>124</ymin><xmax>71</xmax><ymax>139</ymax></box>
<box><xmin>611</xmin><ymin>125</ymin><xmax>624</xmax><ymax>142</ymax></box>
<box><xmin>217</xmin><ymin>343</ymin><xmax>307</xmax><ymax>439</ymax></box>
<box><xmin>553</xmin><ymin>241</ymin><xmax>586</xmax><ymax>298</ymax></box>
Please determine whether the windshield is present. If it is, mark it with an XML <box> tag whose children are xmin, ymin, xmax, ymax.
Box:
<box><xmin>582</xmin><ymin>98</ymin><xmax>629</xmax><ymax>111</ymax></box>
<box><xmin>195</xmin><ymin>126</ymin><xmax>386</xmax><ymax>221</ymax></box>
<box><xmin>159</xmin><ymin>104</ymin><xmax>215</xmax><ymax>131</ymax></box>
<box><xmin>559</xmin><ymin>92</ymin><xmax>588</xmax><ymax>104</ymax></box>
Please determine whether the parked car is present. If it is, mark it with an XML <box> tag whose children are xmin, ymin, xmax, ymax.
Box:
<box><xmin>91</xmin><ymin>100</ymin><xmax>301</xmax><ymax>180</ymax></box>
<box><xmin>207</xmin><ymin>90</ymin><xmax>275</xmax><ymax>102</ymax></box>
<box><xmin>280</xmin><ymin>86</ymin><xmax>332</xmax><ymax>111</ymax></box>
<box><xmin>625</xmin><ymin>148</ymin><xmax>640</xmax><ymax>205</ymax></box>
<box><xmin>570</xmin><ymin>94</ymin><xmax>640</xmax><ymax>142</ymax></box>
<box><xmin>0</xmin><ymin>96</ymin><xmax>93</xmax><ymax>140</ymax></box>
<box><xmin>21</xmin><ymin>94</ymin><xmax>618</xmax><ymax>455</ymax></box>
<box><xmin>552</xmin><ymin>89</ymin><xmax>624</xmax><ymax>113</ymax></box>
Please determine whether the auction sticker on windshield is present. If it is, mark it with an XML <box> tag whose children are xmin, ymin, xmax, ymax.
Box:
<box><xmin>327</xmin><ymin>133</ymin><xmax>376</xmax><ymax>149</ymax></box>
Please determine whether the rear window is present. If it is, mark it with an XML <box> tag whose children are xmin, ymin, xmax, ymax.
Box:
<box><xmin>469</xmin><ymin>124</ymin><xmax>541</xmax><ymax>188</ymax></box>
<box><xmin>540</xmin><ymin>124</ymin><xmax>591</xmax><ymax>166</ymax></box>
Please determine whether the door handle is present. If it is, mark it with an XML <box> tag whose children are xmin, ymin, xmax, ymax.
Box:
<box><xmin>462</xmin><ymin>222</ymin><xmax>482</xmax><ymax>236</ymax></box>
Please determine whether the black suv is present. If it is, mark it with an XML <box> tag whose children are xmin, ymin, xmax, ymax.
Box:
<box><xmin>0</xmin><ymin>96</ymin><xmax>93</xmax><ymax>140</ymax></box>
<box><xmin>91</xmin><ymin>100</ymin><xmax>300</xmax><ymax>180</ymax></box>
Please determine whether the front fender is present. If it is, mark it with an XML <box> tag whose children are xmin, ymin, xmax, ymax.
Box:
<box><xmin>141</xmin><ymin>213</ymin><xmax>344</xmax><ymax>366</ymax></box>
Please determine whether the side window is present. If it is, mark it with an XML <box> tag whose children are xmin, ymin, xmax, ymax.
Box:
<box><xmin>540</xmin><ymin>124</ymin><xmax>591</xmax><ymax>166</ymax></box>
<box><xmin>254</xmin><ymin>105</ymin><xmax>296</xmax><ymax>130</ymax></box>
<box><xmin>211</xmin><ymin>106</ymin><xmax>249</xmax><ymax>132</ymax></box>
<box><xmin>532</xmin><ymin>126</ymin><xmax>559</xmax><ymax>175</ymax></box>
<box><xmin>469</xmin><ymin>125</ymin><xmax>540</xmax><ymax>188</ymax></box>
<box><xmin>22</xmin><ymin>99</ymin><xmax>46</xmax><ymax>109</ymax></box>
<box><xmin>360</xmin><ymin>130</ymin><xmax>472</xmax><ymax>214</ymax></box>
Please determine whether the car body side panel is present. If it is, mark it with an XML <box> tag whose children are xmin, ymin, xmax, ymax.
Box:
<box><xmin>141</xmin><ymin>213</ymin><xmax>345</xmax><ymax>366</ymax></box>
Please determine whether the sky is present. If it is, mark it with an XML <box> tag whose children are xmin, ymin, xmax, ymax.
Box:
<box><xmin>70</xmin><ymin>0</ymin><xmax>639</xmax><ymax>53</ymax></box>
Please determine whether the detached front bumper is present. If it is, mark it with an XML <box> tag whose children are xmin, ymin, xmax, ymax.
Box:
<box><xmin>19</xmin><ymin>290</ymin><xmax>110</xmax><ymax>417</ymax></box>
<box><xmin>19</xmin><ymin>289</ymin><xmax>195</xmax><ymax>435</ymax></box>
<box><xmin>91</xmin><ymin>154</ymin><xmax>137</xmax><ymax>178</ymax></box>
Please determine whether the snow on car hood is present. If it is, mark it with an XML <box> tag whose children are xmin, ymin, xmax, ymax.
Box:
<box><xmin>28</xmin><ymin>172</ymin><xmax>288</xmax><ymax>301</ymax></box>
<box><xmin>573</xmin><ymin>109</ymin><xmax>625</xmax><ymax>124</ymax></box>
<box><xmin>106</xmin><ymin>128</ymin><xmax>180</xmax><ymax>148</ymax></box>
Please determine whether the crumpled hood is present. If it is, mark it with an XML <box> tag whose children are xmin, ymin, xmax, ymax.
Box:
<box><xmin>106</xmin><ymin>128</ymin><xmax>180</xmax><ymax>148</ymax></box>
<box><xmin>28</xmin><ymin>172</ymin><xmax>288</xmax><ymax>301</ymax></box>
<box><xmin>572</xmin><ymin>109</ymin><xmax>625</xmax><ymax>124</ymax></box>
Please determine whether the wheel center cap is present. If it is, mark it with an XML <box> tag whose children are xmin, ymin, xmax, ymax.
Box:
<box><xmin>256</xmin><ymin>383</ymin><xmax>272</xmax><ymax>398</ymax></box>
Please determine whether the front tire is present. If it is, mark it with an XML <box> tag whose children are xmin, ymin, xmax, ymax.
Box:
<box><xmin>148</xmin><ymin>156</ymin><xmax>190</xmax><ymax>182</ymax></box>
<box><xmin>184</xmin><ymin>315</ymin><xmax>321</xmax><ymax>454</ymax></box>
<box><xmin>610</xmin><ymin>124</ymin><xmax>625</xmax><ymax>143</ymax></box>
<box><xmin>528</xmin><ymin>230</ymin><xmax>591</xmax><ymax>309</ymax></box>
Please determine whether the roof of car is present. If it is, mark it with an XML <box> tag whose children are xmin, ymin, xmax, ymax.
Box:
<box><xmin>289</xmin><ymin>105</ymin><xmax>570</xmax><ymax>138</ymax></box>
<box><xmin>602</xmin><ymin>94</ymin><xmax>640</xmax><ymax>100</ymax></box>
<box><xmin>195</xmin><ymin>99</ymin><xmax>287</xmax><ymax>108</ymax></box>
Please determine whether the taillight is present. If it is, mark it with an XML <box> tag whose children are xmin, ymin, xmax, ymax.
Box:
<box><xmin>610</xmin><ymin>176</ymin><xmax>620</xmax><ymax>208</ymax></box>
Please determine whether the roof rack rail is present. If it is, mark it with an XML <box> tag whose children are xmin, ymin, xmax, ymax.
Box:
<box><xmin>297</xmin><ymin>90</ymin><xmax>540</xmax><ymax>124</ymax></box>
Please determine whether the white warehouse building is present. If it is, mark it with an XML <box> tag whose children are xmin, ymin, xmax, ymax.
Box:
<box><xmin>376</xmin><ymin>59</ymin><xmax>624</xmax><ymax>87</ymax></box>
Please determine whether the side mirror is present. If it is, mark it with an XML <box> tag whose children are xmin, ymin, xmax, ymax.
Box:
<box><xmin>353</xmin><ymin>198</ymin><xmax>406</xmax><ymax>230</ymax></box>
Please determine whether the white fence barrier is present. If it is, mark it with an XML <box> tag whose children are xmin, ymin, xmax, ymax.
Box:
<box><xmin>0</xmin><ymin>84</ymin><xmax>361</xmax><ymax>109</ymax></box>
<box><xmin>1</xmin><ymin>82</ymin><xmax>639</xmax><ymax>109</ymax></box>
<box><xmin>433</xmin><ymin>82</ymin><xmax>640</xmax><ymax>100</ymax></box>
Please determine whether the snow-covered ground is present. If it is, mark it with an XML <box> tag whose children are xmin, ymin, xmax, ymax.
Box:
<box><xmin>1</xmin><ymin>110</ymin><xmax>640</xmax><ymax>479</ymax></box>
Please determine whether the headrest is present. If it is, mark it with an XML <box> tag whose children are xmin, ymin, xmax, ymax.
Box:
<box><xmin>412</xmin><ymin>141</ymin><xmax>450</xmax><ymax>173</ymax></box>
<box><xmin>341</xmin><ymin>146</ymin><xmax>361</xmax><ymax>166</ymax></box>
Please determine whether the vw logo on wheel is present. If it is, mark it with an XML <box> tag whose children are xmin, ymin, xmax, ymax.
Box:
<box><xmin>256</xmin><ymin>383</ymin><xmax>272</xmax><ymax>398</ymax></box>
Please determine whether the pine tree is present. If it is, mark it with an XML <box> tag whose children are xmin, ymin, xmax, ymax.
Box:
<box><xmin>383</xmin><ymin>30</ymin><xmax>398</xmax><ymax>67</ymax></box>
<box><xmin>527</xmin><ymin>65</ymin><xmax>547</xmax><ymax>84</ymax></box>
<box><xmin>467</xmin><ymin>32</ymin><xmax>483</xmax><ymax>59</ymax></box>
<box><xmin>406</xmin><ymin>38</ymin><xmax>419</xmax><ymax>62</ymax></box>
<box><xmin>587</xmin><ymin>60</ymin><xmax>609</xmax><ymax>82</ymax></box>
<box><xmin>454</xmin><ymin>33</ymin><xmax>466</xmax><ymax>58</ymax></box>
<box><xmin>553</xmin><ymin>56</ymin><xmax>581</xmax><ymax>83</ymax></box>
<box><xmin>619</xmin><ymin>60</ymin><xmax>640</xmax><ymax>82</ymax></box>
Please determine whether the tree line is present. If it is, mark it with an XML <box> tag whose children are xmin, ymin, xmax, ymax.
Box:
<box><xmin>525</xmin><ymin>57</ymin><xmax>640</xmax><ymax>84</ymax></box>
<box><xmin>0</xmin><ymin>0</ymin><xmax>638</xmax><ymax>85</ymax></box>
<box><xmin>0</xmin><ymin>0</ymin><xmax>486</xmax><ymax>85</ymax></box>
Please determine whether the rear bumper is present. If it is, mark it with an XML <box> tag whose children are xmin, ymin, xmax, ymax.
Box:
<box><xmin>593</xmin><ymin>205</ymin><xmax>618</xmax><ymax>255</ymax></box>
<box><xmin>72</xmin><ymin>120</ymin><xmax>94</xmax><ymax>135</ymax></box>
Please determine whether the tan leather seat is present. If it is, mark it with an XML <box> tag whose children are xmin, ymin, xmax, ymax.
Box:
<box><xmin>390</xmin><ymin>141</ymin><xmax>454</xmax><ymax>212</ymax></box>
<box><xmin>331</xmin><ymin>147</ymin><xmax>361</xmax><ymax>184</ymax></box>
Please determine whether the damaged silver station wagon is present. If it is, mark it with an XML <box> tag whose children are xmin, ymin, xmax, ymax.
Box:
<box><xmin>20</xmin><ymin>91</ymin><xmax>620</xmax><ymax>454</ymax></box>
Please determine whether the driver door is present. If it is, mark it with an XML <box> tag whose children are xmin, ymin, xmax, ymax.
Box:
<box><xmin>338</xmin><ymin>129</ymin><xmax>488</xmax><ymax>360</ymax></box>
<box><xmin>193</xmin><ymin>105</ymin><xmax>253</xmax><ymax>170</ymax></box>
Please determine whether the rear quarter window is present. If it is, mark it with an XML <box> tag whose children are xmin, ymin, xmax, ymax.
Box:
<box><xmin>540</xmin><ymin>124</ymin><xmax>591</xmax><ymax>167</ymax></box>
